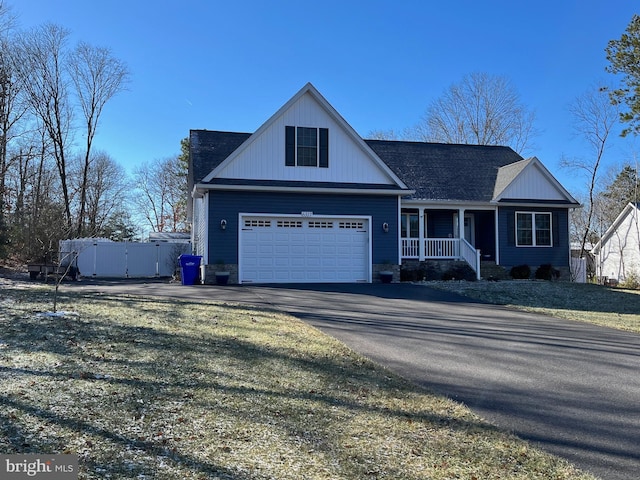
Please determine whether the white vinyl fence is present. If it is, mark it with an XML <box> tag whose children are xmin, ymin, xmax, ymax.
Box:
<box><xmin>60</xmin><ymin>239</ymin><xmax>191</xmax><ymax>278</ymax></box>
<box><xmin>570</xmin><ymin>257</ymin><xmax>587</xmax><ymax>283</ymax></box>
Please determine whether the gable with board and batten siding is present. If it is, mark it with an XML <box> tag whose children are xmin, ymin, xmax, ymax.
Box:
<box><xmin>202</xmin><ymin>83</ymin><xmax>406</xmax><ymax>188</ymax></box>
<box><xmin>191</xmin><ymin>83</ymin><xmax>410</xmax><ymax>285</ymax></box>
<box><xmin>493</xmin><ymin>157</ymin><xmax>574</xmax><ymax>203</ymax></box>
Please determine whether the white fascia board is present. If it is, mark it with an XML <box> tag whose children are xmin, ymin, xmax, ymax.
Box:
<box><xmin>191</xmin><ymin>185</ymin><xmax>205</xmax><ymax>198</ymax></box>
<box><xmin>303</xmin><ymin>84</ymin><xmax>409</xmax><ymax>189</ymax></box>
<box><xmin>490</xmin><ymin>200</ymin><xmax>581</xmax><ymax>208</ymax></box>
<box><xmin>492</xmin><ymin>157</ymin><xmax>580</xmax><ymax>205</ymax></box>
<box><xmin>593</xmin><ymin>202</ymin><xmax>639</xmax><ymax>252</ymax></box>
<box><xmin>402</xmin><ymin>199</ymin><xmax>498</xmax><ymax>209</ymax></box>
<box><xmin>202</xmin><ymin>83</ymin><xmax>408</xmax><ymax>189</ymax></box>
<box><xmin>195</xmin><ymin>182</ymin><xmax>413</xmax><ymax>196</ymax></box>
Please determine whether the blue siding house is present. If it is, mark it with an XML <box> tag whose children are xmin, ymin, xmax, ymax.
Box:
<box><xmin>188</xmin><ymin>83</ymin><xmax>579</xmax><ymax>284</ymax></box>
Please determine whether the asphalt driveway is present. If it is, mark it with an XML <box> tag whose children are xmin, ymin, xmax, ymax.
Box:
<box><xmin>69</xmin><ymin>280</ymin><xmax>640</xmax><ymax>480</ymax></box>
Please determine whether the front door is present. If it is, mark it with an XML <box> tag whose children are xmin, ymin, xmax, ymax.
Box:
<box><xmin>464</xmin><ymin>214</ymin><xmax>475</xmax><ymax>246</ymax></box>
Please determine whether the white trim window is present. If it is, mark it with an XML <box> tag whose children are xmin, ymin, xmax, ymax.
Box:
<box><xmin>401</xmin><ymin>211</ymin><xmax>419</xmax><ymax>239</ymax></box>
<box><xmin>516</xmin><ymin>212</ymin><xmax>552</xmax><ymax>247</ymax></box>
<box><xmin>285</xmin><ymin>126</ymin><xmax>329</xmax><ymax>168</ymax></box>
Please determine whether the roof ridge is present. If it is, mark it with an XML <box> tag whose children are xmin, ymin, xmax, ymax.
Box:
<box><xmin>364</xmin><ymin>139</ymin><xmax>520</xmax><ymax>151</ymax></box>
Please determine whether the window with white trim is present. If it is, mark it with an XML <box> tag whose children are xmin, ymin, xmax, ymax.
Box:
<box><xmin>285</xmin><ymin>126</ymin><xmax>329</xmax><ymax>167</ymax></box>
<box><xmin>401</xmin><ymin>211</ymin><xmax>419</xmax><ymax>238</ymax></box>
<box><xmin>516</xmin><ymin>212</ymin><xmax>552</xmax><ymax>246</ymax></box>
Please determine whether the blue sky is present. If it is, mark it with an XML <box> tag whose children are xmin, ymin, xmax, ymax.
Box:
<box><xmin>14</xmin><ymin>0</ymin><xmax>639</xmax><ymax>194</ymax></box>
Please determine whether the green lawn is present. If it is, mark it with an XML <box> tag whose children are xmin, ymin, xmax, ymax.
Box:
<box><xmin>0</xmin><ymin>279</ymin><xmax>596</xmax><ymax>479</ymax></box>
<box><xmin>426</xmin><ymin>280</ymin><xmax>640</xmax><ymax>334</ymax></box>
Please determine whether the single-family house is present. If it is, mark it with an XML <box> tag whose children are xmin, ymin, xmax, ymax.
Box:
<box><xmin>593</xmin><ymin>202</ymin><xmax>640</xmax><ymax>285</ymax></box>
<box><xmin>188</xmin><ymin>83</ymin><xmax>579</xmax><ymax>284</ymax></box>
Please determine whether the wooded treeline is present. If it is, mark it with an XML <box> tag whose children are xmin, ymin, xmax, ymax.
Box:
<box><xmin>0</xmin><ymin>4</ymin><xmax>189</xmax><ymax>265</ymax></box>
<box><xmin>0</xmin><ymin>3</ymin><xmax>132</xmax><ymax>262</ymax></box>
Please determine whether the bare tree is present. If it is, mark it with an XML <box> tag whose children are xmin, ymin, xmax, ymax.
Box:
<box><xmin>133</xmin><ymin>156</ymin><xmax>188</xmax><ymax>233</ymax></box>
<box><xmin>82</xmin><ymin>151</ymin><xmax>130</xmax><ymax>236</ymax></box>
<box><xmin>68</xmin><ymin>41</ymin><xmax>129</xmax><ymax>237</ymax></box>
<box><xmin>366</xmin><ymin>129</ymin><xmax>400</xmax><ymax>140</ymax></box>
<box><xmin>13</xmin><ymin>23</ymin><xmax>74</xmax><ymax>228</ymax></box>
<box><xmin>412</xmin><ymin>72</ymin><xmax>537</xmax><ymax>154</ymax></box>
<box><xmin>0</xmin><ymin>1</ymin><xmax>22</xmax><ymax>258</ymax></box>
<box><xmin>561</xmin><ymin>86</ymin><xmax>618</xmax><ymax>264</ymax></box>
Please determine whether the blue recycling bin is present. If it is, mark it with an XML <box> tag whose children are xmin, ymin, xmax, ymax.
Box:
<box><xmin>179</xmin><ymin>254</ymin><xmax>202</xmax><ymax>285</ymax></box>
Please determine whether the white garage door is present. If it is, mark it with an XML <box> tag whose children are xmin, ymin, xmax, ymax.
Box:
<box><xmin>239</xmin><ymin>215</ymin><xmax>370</xmax><ymax>283</ymax></box>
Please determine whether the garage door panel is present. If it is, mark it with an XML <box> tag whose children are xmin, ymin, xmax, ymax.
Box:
<box><xmin>258</xmin><ymin>256</ymin><xmax>275</xmax><ymax>266</ymax></box>
<box><xmin>274</xmin><ymin>257</ymin><xmax>290</xmax><ymax>267</ymax></box>
<box><xmin>321</xmin><ymin>257</ymin><xmax>337</xmax><ymax>267</ymax></box>
<box><xmin>240</xmin><ymin>216</ymin><xmax>369</xmax><ymax>283</ymax></box>
<box><xmin>274</xmin><ymin>245</ymin><xmax>290</xmax><ymax>255</ymax></box>
<box><xmin>306</xmin><ymin>257</ymin><xmax>322</xmax><ymax>267</ymax></box>
<box><xmin>290</xmin><ymin>258</ymin><xmax>305</xmax><ymax>267</ymax></box>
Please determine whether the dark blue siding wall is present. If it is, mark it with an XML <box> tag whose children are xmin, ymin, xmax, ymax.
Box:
<box><xmin>207</xmin><ymin>191</ymin><xmax>399</xmax><ymax>264</ymax></box>
<box><xmin>498</xmin><ymin>206</ymin><xmax>570</xmax><ymax>267</ymax></box>
<box><xmin>426</xmin><ymin>211</ymin><xmax>454</xmax><ymax>238</ymax></box>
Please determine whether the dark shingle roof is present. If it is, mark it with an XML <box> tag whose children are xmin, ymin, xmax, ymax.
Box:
<box><xmin>364</xmin><ymin>140</ymin><xmax>523</xmax><ymax>202</ymax></box>
<box><xmin>190</xmin><ymin>130</ymin><xmax>251</xmax><ymax>185</ymax></box>
<box><xmin>190</xmin><ymin>130</ymin><xmax>525</xmax><ymax>202</ymax></box>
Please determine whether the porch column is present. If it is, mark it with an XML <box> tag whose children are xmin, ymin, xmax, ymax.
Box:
<box><xmin>419</xmin><ymin>209</ymin><xmax>426</xmax><ymax>260</ymax></box>
<box><xmin>458</xmin><ymin>208</ymin><xmax>465</xmax><ymax>258</ymax></box>
<box><xmin>494</xmin><ymin>208</ymin><xmax>500</xmax><ymax>265</ymax></box>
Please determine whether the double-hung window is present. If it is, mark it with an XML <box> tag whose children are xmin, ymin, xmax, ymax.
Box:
<box><xmin>401</xmin><ymin>211</ymin><xmax>419</xmax><ymax>238</ymax></box>
<box><xmin>516</xmin><ymin>212</ymin><xmax>552</xmax><ymax>247</ymax></box>
<box><xmin>285</xmin><ymin>126</ymin><xmax>329</xmax><ymax>167</ymax></box>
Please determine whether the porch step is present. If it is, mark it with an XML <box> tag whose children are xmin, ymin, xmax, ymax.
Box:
<box><xmin>480</xmin><ymin>261</ymin><xmax>510</xmax><ymax>281</ymax></box>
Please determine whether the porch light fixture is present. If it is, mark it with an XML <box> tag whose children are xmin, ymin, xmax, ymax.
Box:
<box><xmin>220</xmin><ymin>219</ymin><xmax>227</xmax><ymax>230</ymax></box>
<box><xmin>382</xmin><ymin>222</ymin><xmax>389</xmax><ymax>233</ymax></box>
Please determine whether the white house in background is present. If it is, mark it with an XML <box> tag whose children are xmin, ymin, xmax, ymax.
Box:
<box><xmin>593</xmin><ymin>202</ymin><xmax>640</xmax><ymax>284</ymax></box>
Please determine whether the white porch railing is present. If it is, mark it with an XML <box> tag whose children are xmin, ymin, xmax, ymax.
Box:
<box><xmin>459</xmin><ymin>238</ymin><xmax>481</xmax><ymax>280</ymax></box>
<box><xmin>402</xmin><ymin>239</ymin><xmax>420</xmax><ymax>258</ymax></box>
<box><xmin>402</xmin><ymin>238</ymin><xmax>459</xmax><ymax>259</ymax></box>
<box><xmin>401</xmin><ymin>237</ymin><xmax>481</xmax><ymax>280</ymax></box>
<box><xmin>425</xmin><ymin>238</ymin><xmax>458</xmax><ymax>258</ymax></box>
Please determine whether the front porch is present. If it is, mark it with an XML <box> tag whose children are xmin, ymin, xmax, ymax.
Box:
<box><xmin>400</xmin><ymin>207</ymin><xmax>498</xmax><ymax>279</ymax></box>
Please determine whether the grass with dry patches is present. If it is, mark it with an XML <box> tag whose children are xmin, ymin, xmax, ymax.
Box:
<box><xmin>0</xmin><ymin>279</ymin><xmax>595</xmax><ymax>479</ymax></box>
<box><xmin>426</xmin><ymin>280</ymin><xmax>640</xmax><ymax>333</ymax></box>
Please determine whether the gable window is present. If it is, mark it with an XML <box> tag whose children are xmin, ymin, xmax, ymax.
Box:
<box><xmin>516</xmin><ymin>212</ymin><xmax>552</xmax><ymax>246</ymax></box>
<box><xmin>285</xmin><ymin>126</ymin><xmax>328</xmax><ymax>168</ymax></box>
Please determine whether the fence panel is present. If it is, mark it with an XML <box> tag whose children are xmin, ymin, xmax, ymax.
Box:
<box><xmin>94</xmin><ymin>243</ymin><xmax>128</xmax><ymax>277</ymax></box>
<box><xmin>59</xmin><ymin>239</ymin><xmax>192</xmax><ymax>278</ymax></box>
<box><xmin>126</xmin><ymin>243</ymin><xmax>160</xmax><ymax>277</ymax></box>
